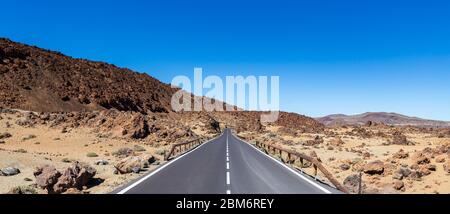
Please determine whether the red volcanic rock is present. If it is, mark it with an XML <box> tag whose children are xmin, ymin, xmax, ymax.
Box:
<box><xmin>0</xmin><ymin>38</ymin><xmax>175</xmax><ymax>113</ymax></box>
<box><xmin>363</xmin><ymin>160</ymin><xmax>385</xmax><ymax>175</ymax></box>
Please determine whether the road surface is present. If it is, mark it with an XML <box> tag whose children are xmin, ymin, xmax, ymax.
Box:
<box><xmin>115</xmin><ymin>129</ymin><xmax>340</xmax><ymax>194</ymax></box>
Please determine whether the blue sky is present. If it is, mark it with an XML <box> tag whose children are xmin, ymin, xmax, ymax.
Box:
<box><xmin>1</xmin><ymin>0</ymin><xmax>450</xmax><ymax>120</ymax></box>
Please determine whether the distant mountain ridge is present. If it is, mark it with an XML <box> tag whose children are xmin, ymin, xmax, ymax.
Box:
<box><xmin>316</xmin><ymin>112</ymin><xmax>450</xmax><ymax>127</ymax></box>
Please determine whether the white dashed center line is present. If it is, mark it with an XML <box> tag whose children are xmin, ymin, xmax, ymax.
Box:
<box><xmin>226</xmin><ymin>131</ymin><xmax>231</xmax><ymax>194</ymax></box>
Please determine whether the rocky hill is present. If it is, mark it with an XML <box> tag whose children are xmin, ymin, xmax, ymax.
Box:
<box><xmin>0</xmin><ymin>38</ymin><xmax>176</xmax><ymax>113</ymax></box>
<box><xmin>0</xmin><ymin>38</ymin><xmax>323</xmax><ymax>133</ymax></box>
<box><xmin>316</xmin><ymin>112</ymin><xmax>450</xmax><ymax>127</ymax></box>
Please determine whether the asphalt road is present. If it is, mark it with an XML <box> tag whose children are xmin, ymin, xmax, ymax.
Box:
<box><xmin>115</xmin><ymin>129</ymin><xmax>340</xmax><ymax>194</ymax></box>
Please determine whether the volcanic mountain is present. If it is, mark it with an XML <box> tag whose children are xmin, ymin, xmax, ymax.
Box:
<box><xmin>316</xmin><ymin>112</ymin><xmax>450</xmax><ymax>127</ymax></box>
<box><xmin>0</xmin><ymin>38</ymin><xmax>180</xmax><ymax>113</ymax></box>
<box><xmin>0</xmin><ymin>38</ymin><xmax>323</xmax><ymax>132</ymax></box>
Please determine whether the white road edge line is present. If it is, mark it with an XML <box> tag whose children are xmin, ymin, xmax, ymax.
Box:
<box><xmin>116</xmin><ymin>133</ymin><xmax>224</xmax><ymax>194</ymax></box>
<box><xmin>231</xmin><ymin>134</ymin><xmax>332</xmax><ymax>194</ymax></box>
<box><xmin>226</xmin><ymin>171</ymin><xmax>230</xmax><ymax>185</ymax></box>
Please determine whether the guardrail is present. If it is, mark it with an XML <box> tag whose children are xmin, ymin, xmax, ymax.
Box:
<box><xmin>254</xmin><ymin>141</ymin><xmax>350</xmax><ymax>194</ymax></box>
<box><xmin>164</xmin><ymin>138</ymin><xmax>204</xmax><ymax>161</ymax></box>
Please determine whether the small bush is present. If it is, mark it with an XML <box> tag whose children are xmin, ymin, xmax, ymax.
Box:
<box><xmin>14</xmin><ymin>149</ymin><xmax>27</xmax><ymax>153</ymax></box>
<box><xmin>86</xmin><ymin>152</ymin><xmax>98</xmax><ymax>158</ymax></box>
<box><xmin>61</xmin><ymin>158</ymin><xmax>72</xmax><ymax>163</ymax></box>
<box><xmin>112</xmin><ymin>147</ymin><xmax>133</xmax><ymax>157</ymax></box>
<box><xmin>133</xmin><ymin>145</ymin><xmax>146</xmax><ymax>152</ymax></box>
<box><xmin>22</xmin><ymin>134</ymin><xmax>36</xmax><ymax>141</ymax></box>
<box><xmin>155</xmin><ymin>149</ymin><xmax>166</xmax><ymax>156</ymax></box>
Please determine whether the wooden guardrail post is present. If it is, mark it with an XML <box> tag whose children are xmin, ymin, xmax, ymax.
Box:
<box><xmin>251</xmin><ymin>140</ymin><xmax>350</xmax><ymax>194</ymax></box>
<box><xmin>358</xmin><ymin>172</ymin><xmax>363</xmax><ymax>194</ymax></box>
<box><xmin>164</xmin><ymin>138</ymin><xmax>204</xmax><ymax>161</ymax></box>
<box><xmin>299</xmin><ymin>158</ymin><xmax>304</xmax><ymax>173</ymax></box>
<box><xmin>313</xmin><ymin>163</ymin><xmax>318</xmax><ymax>180</ymax></box>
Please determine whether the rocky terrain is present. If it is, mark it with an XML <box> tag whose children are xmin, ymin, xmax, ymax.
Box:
<box><xmin>1</xmin><ymin>38</ymin><xmax>449</xmax><ymax>194</ymax></box>
<box><xmin>0</xmin><ymin>38</ymin><xmax>178</xmax><ymax>113</ymax></box>
<box><xmin>317</xmin><ymin>112</ymin><xmax>450</xmax><ymax>127</ymax></box>
<box><xmin>0</xmin><ymin>38</ymin><xmax>325</xmax><ymax>194</ymax></box>
<box><xmin>239</xmin><ymin>123</ymin><xmax>450</xmax><ymax>194</ymax></box>
<box><xmin>0</xmin><ymin>108</ymin><xmax>213</xmax><ymax>193</ymax></box>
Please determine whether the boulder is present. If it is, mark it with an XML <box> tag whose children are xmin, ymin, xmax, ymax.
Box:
<box><xmin>339</xmin><ymin>163</ymin><xmax>351</xmax><ymax>171</ymax></box>
<box><xmin>435</xmin><ymin>155</ymin><xmax>446</xmax><ymax>163</ymax></box>
<box><xmin>7</xmin><ymin>185</ymin><xmax>37</xmax><ymax>194</ymax></box>
<box><xmin>393</xmin><ymin>181</ymin><xmax>405</xmax><ymax>191</ymax></box>
<box><xmin>390</xmin><ymin>131</ymin><xmax>412</xmax><ymax>145</ymax></box>
<box><xmin>131</xmin><ymin>167</ymin><xmax>141</xmax><ymax>174</ymax></box>
<box><xmin>363</xmin><ymin>160</ymin><xmax>385</xmax><ymax>175</ymax></box>
<box><xmin>39</xmin><ymin>113</ymin><xmax>50</xmax><ymax>121</ymax></box>
<box><xmin>305</xmin><ymin>136</ymin><xmax>324</xmax><ymax>146</ymax></box>
<box><xmin>123</xmin><ymin>114</ymin><xmax>150</xmax><ymax>139</ymax></box>
<box><xmin>343</xmin><ymin>174</ymin><xmax>363</xmax><ymax>193</ymax></box>
<box><xmin>53</xmin><ymin>162</ymin><xmax>97</xmax><ymax>194</ymax></box>
<box><xmin>409</xmin><ymin>171</ymin><xmax>422</xmax><ymax>181</ymax></box>
<box><xmin>427</xmin><ymin>164</ymin><xmax>437</xmax><ymax>171</ymax></box>
<box><xmin>34</xmin><ymin>163</ymin><xmax>96</xmax><ymax>194</ymax></box>
<box><xmin>95</xmin><ymin>160</ymin><xmax>109</xmax><ymax>165</ymax></box>
<box><xmin>418</xmin><ymin>166</ymin><xmax>431</xmax><ymax>176</ymax></box>
<box><xmin>362</xmin><ymin>152</ymin><xmax>371</xmax><ymax>159</ymax></box>
<box><xmin>412</xmin><ymin>152</ymin><xmax>430</xmax><ymax>165</ymax></box>
<box><xmin>393</xmin><ymin>167</ymin><xmax>411</xmax><ymax>180</ymax></box>
<box><xmin>351</xmin><ymin>127</ymin><xmax>372</xmax><ymax>138</ymax></box>
<box><xmin>142</xmin><ymin>154</ymin><xmax>156</xmax><ymax>165</ymax></box>
<box><xmin>34</xmin><ymin>165</ymin><xmax>62</xmax><ymax>193</ymax></box>
<box><xmin>0</xmin><ymin>167</ymin><xmax>20</xmax><ymax>176</ymax></box>
<box><xmin>114</xmin><ymin>156</ymin><xmax>143</xmax><ymax>174</ymax></box>
<box><xmin>393</xmin><ymin>149</ymin><xmax>409</xmax><ymax>159</ymax></box>
<box><xmin>444</xmin><ymin>160</ymin><xmax>450</xmax><ymax>173</ymax></box>
<box><xmin>15</xmin><ymin>117</ymin><xmax>35</xmax><ymax>127</ymax></box>
<box><xmin>209</xmin><ymin>119</ymin><xmax>221</xmax><ymax>133</ymax></box>
<box><xmin>330</xmin><ymin>137</ymin><xmax>345</xmax><ymax>147</ymax></box>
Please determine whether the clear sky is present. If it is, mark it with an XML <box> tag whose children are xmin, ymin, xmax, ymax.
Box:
<box><xmin>1</xmin><ymin>0</ymin><xmax>450</xmax><ymax>120</ymax></box>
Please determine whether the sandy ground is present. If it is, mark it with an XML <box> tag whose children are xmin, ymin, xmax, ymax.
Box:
<box><xmin>2</xmin><ymin>110</ymin><xmax>449</xmax><ymax>194</ymax></box>
<box><xmin>0</xmin><ymin>113</ymin><xmax>168</xmax><ymax>194</ymax></box>
<box><xmin>243</xmin><ymin>125</ymin><xmax>450</xmax><ymax>194</ymax></box>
